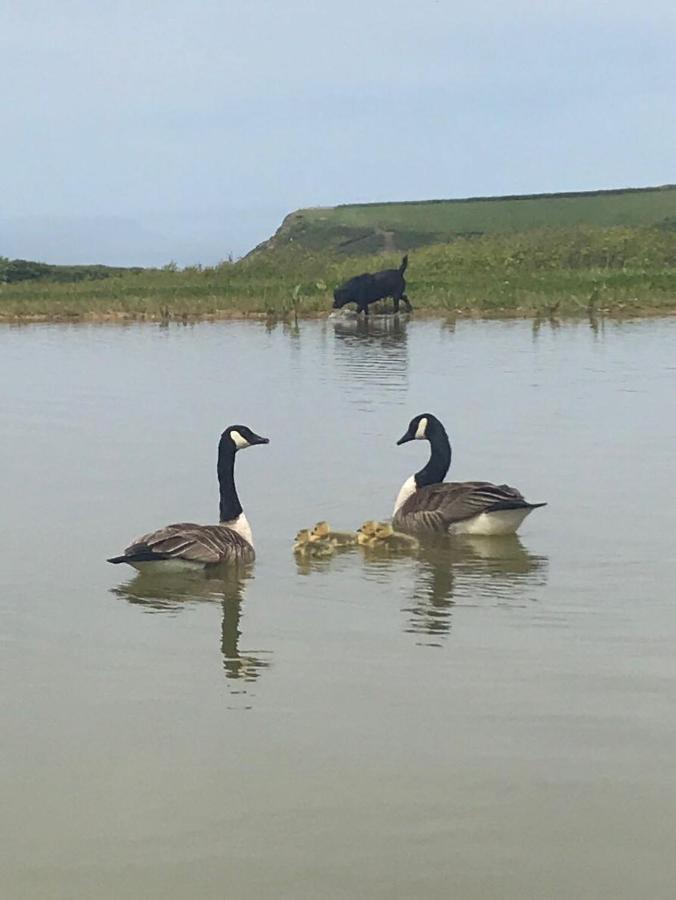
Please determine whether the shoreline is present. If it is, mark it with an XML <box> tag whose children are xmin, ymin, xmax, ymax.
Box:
<box><xmin>4</xmin><ymin>225</ymin><xmax>676</xmax><ymax>324</ymax></box>
<box><xmin>2</xmin><ymin>305</ymin><xmax>675</xmax><ymax>326</ymax></box>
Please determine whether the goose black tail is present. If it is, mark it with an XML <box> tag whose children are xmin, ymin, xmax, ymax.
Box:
<box><xmin>485</xmin><ymin>500</ymin><xmax>547</xmax><ymax>513</ymax></box>
<box><xmin>107</xmin><ymin>550</ymin><xmax>170</xmax><ymax>564</ymax></box>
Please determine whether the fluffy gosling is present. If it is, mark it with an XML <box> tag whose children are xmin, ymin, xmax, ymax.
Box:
<box><xmin>293</xmin><ymin>527</ymin><xmax>335</xmax><ymax>557</ymax></box>
<box><xmin>357</xmin><ymin>520</ymin><xmax>419</xmax><ymax>551</ymax></box>
<box><xmin>310</xmin><ymin>521</ymin><xmax>358</xmax><ymax>547</ymax></box>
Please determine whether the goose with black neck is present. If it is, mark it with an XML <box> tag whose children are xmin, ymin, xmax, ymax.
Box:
<box><xmin>108</xmin><ymin>425</ymin><xmax>269</xmax><ymax>571</ymax></box>
<box><xmin>392</xmin><ymin>414</ymin><xmax>545</xmax><ymax>536</ymax></box>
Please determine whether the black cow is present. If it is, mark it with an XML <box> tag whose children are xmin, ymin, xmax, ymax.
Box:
<box><xmin>332</xmin><ymin>255</ymin><xmax>412</xmax><ymax>316</ymax></box>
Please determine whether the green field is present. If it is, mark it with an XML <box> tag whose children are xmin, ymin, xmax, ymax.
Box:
<box><xmin>3</xmin><ymin>185</ymin><xmax>676</xmax><ymax>321</ymax></box>
<box><xmin>2</xmin><ymin>224</ymin><xmax>676</xmax><ymax>321</ymax></box>
<box><xmin>260</xmin><ymin>184</ymin><xmax>676</xmax><ymax>255</ymax></box>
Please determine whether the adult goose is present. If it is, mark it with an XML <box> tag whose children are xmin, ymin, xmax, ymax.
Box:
<box><xmin>108</xmin><ymin>425</ymin><xmax>269</xmax><ymax>571</ymax></box>
<box><xmin>392</xmin><ymin>414</ymin><xmax>545</xmax><ymax>536</ymax></box>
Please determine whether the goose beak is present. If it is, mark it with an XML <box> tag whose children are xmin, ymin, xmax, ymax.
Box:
<box><xmin>396</xmin><ymin>432</ymin><xmax>413</xmax><ymax>445</ymax></box>
<box><xmin>251</xmin><ymin>434</ymin><xmax>270</xmax><ymax>446</ymax></box>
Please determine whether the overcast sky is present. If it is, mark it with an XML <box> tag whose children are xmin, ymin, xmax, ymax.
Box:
<box><xmin>2</xmin><ymin>0</ymin><xmax>675</xmax><ymax>265</ymax></box>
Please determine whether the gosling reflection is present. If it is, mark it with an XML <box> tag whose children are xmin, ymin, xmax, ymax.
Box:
<box><xmin>331</xmin><ymin>313</ymin><xmax>409</xmax><ymax>407</ymax></box>
<box><xmin>294</xmin><ymin>541</ymin><xmax>357</xmax><ymax>575</ymax></box>
<box><xmin>404</xmin><ymin>535</ymin><xmax>548</xmax><ymax>638</ymax></box>
<box><xmin>111</xmin><ymin>565</ymin><xmax>271</xmax><ymax>687</ymax></box>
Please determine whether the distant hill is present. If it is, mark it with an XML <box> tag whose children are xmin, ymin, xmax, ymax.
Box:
<box><xmin>253</xmin><ymin>184</ymin><xmax>676</xmax><ymax>256</ymax></box>
<box><xmin>0</xmin><ymin>257</ymin><xmax>145</xmax><ymax>285</ymax></box>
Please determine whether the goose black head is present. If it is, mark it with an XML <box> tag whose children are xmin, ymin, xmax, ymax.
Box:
<box><xmin>396</xmin><ymin>413</ymin><xmax>442</xmax><ymax>445</ymax></box>
<box><xmin>223</xmin><ymin>425</ymin><xmax>270</xmax><ymax>451</ymax></box>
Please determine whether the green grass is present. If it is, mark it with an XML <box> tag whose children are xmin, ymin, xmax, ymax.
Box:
<box><xmin>263</xmin><ymin>184</ymin><xmax>676</xmax><ymax>255</ymax></box>
<box><xmin>2</xmin><ymin>225</ymin><xmax>676</xmax><ymax>321</ymax></box>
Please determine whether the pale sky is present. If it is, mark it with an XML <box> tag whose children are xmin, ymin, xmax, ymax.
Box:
<box><xmin>2</xmin><ymin>0</ymin><xmax>675</xmax><ymax>265</ymax></box>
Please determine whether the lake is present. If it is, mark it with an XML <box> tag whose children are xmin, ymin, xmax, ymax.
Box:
<box><xmin>2</xmin><ymin>314</ymin><xmax>676</xmax><ymax>899</ymax></box>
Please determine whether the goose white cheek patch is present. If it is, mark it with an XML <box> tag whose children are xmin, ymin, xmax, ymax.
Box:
<box><xmin>415</xmin><ymin>417</ymin><xmax>428</xmax><ymax>440</ymax></box>
<box><xmin>230</xmin><ymin>430</ymin><xmax>250</xmax><ymax>450</ymax></box>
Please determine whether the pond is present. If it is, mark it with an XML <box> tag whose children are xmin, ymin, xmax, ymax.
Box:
<box><xmin>2</xmin><ymin>315</ymin><xmax>676</xmax><ymax>899</ymax></box>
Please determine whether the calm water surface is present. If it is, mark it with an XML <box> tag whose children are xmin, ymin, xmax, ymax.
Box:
<box><xmin>2</xmin><ymin>316</ymin><xmax>676</xmax><ymax>899</ymax></box>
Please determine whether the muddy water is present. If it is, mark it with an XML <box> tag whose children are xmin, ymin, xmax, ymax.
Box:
<box><xmin>2</xmin><ymin>315</ymin><xmax>675</xmax><ymax>899</ymax></box>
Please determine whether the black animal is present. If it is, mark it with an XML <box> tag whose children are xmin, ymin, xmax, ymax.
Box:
<box><xmin>332</xmin><ymin>255</ymin><xmax>412</xmax><ymax>316</ymax></box>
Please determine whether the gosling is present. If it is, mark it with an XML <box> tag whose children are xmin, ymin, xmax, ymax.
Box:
<box><xmin>310</xmin><ymin>521</ymin><xmax>358</xmax><ymax>547</ymax></box>
<box><xmin>293</xmin><ymin>528</ymin><xmax>335</xmax><ymax>557</ymax></box>
<box><xmin>356</xmin><ymin>520</ymin><xmax>381</xmax><ymax>544</ymax></box>
<box><xmin>357</xmin><ymin>521</ymin><xmax>420</xmax><ymax>551</ymax></box>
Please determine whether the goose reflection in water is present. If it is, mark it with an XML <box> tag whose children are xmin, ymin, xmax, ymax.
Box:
<box><xmin>402</xmin><ymin>535</ymin><xmax>548</xmax><ymax>639</ymax></box>
<box><xmin>111</xmin><ymin>565</ymin><xmax>271</xmax><ymax>687</ymax></box>
<box><xmin>296</xmin><ymin>534</ymin><xmax>548</xmax><ymax>640</ymax></box>
<box><xmin>331</xmin><ymin>313</ymin><xmax>409</xmax><ymax>408</ymax></box>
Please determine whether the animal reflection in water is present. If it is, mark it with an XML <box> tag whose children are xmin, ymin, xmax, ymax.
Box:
<box><xmin>401</xmin><ymin>535</ymin><xmax>547</xmax><ymax>638</ymax></box>
<box><xmin>294</xmin><ymin>532</ymin><xmax>547</xmax><ymax>638</ymax></box>
<box><xmin>330</xmin><ymin>313</ymin><xmax>409</xmax><ymax>407</ymax></box>
<box><xmin>111</xmin><ymin>565</ymin><xmax>271</xmax><ymax>685</ymax></box>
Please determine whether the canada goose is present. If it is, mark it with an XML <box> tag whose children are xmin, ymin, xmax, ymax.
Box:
<box><xmin>293</xmin><ymin>528</ymin><xmax>335</xmax><ymax>557</ymax></box>
<box><xmin>294</xmin><ymin>527</ymin><xmax>329</xmax><ymax>551</ymax></box>
<box><xmin>392</xmin><ymin>414</ymin><xmax>545</xmax><ymax>536</ymax></box>
<box><xmin>357</xmin><ymin>520</ymin><xmax>419</xmax><ymax>551</ymax></box>
<box><xmin>369</xmin><ymin>522</ymin><xmax>420</xmax><ymax>551</ymax></box>
<box><xmin>310</xmin><ymin>521</ymin><xmax>358</xmax><ymax>547</ymax></box>
<box><xmin>356</xmin><ymin>520</ymin><xmax>381</xmax><ymax>544</ymax></box>
<box><xmin>107</xmin><ymin>425</ymin><xmax>269</xmax><ymax>570</ymax></box>
<box><xmin>293</xmin><ymin>528</ymin><xmax>313</xmax><ymax>550</ymax></box>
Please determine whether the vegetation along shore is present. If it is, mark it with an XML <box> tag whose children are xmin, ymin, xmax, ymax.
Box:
<box><xmin>2</xmin><ymin>185</ymin><xmax>676</xmax><ymax>322</ymax></box>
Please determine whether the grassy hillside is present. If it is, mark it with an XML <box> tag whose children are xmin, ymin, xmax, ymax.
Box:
<box><xmin>3</xmin><ymin>225</ymin><xmax>676</xmax><ymax>321</ymax></box>
<box><xmin>258</xmin><ymin>185</ymin><xmax>676</xmax><ymax>255</ymax></box>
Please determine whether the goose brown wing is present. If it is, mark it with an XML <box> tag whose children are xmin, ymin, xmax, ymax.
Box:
<box><xmin>397</xmin><ymin>481</ymin><xmax>532</xmax><ymax>531</ymax></box>
<box><xmin>122</xmin><ymin>523</ymin><xmax>254</xmax><ymax>564</ymax></box>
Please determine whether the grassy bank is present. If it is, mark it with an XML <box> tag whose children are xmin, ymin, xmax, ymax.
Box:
<box><xmin>2</xmin><ymin>225</ymin><xmax>676</xmax><ymax>322</ymax></box>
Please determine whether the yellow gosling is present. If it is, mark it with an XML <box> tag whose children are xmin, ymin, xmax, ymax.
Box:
<box><xmin>381</xmin><ymin>531</ymin><xmax>419</xmax><ymax>551</ymax></box>
<box><xmin>311</xmin><ymin>521</ymin><xmax>358</xmax><ymax>547</ymax></box>
<box><xmin>294</xmin><ymin>527</ymin><xmax>336</xmax><ymax>557</ymax></box>
<box><xmin>359</xmin><ymin>521</ymin><xmax>420</xmax><ymax>551</ymax></box>
<box><xmin>307</xmin><ymin>540</ymin><xmax>336</xmax><ymax>557</ymax></box>
<box><xmin>328</xmin><ymin>531</ymin><xmax>358</xmax><ymax>547</ymax></box>
<box><xmin>310</xmin><ymin>522</ymin><xmax>357</xmax><ymax>547</ymax></box>
<box><xmin>357</xmin><ymin>520</ymin><xmax>380</xmax><ymax>540</ymax></box>
<box><xmin>360</xmin><ymin>520</ymin><xmax>380</xmax><ymax>535</ymax></box>
<box><xmin>357</xmin><ymin>520</ymin><xmax>384</xmax><ymax>546</ymax></box>
<box><xmin>293</xmin><ymin>529</ymin><xmax>312</xmax><ymax>552</ymax></box>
